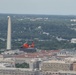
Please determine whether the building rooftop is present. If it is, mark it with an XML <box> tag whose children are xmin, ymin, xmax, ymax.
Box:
<box><xmin>43</xmin><ymin>60</ymin><xmax>66</xmax><ymax>63</ymax></box>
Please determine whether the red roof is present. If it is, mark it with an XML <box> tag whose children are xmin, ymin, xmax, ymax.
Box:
<box><xmin>14</xmin><ymin>50</ymin><xmax>60</xmax><ymax>58</ymax></box>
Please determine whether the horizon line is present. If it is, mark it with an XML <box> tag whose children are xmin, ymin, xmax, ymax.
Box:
<box><xmin>0</xmin><ymin>13</ymin><xmax>76</xmax><ymax>16</ymax></box>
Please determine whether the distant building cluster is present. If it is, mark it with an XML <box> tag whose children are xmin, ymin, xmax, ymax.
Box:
<box><xmin>70</xmin><ymin>19</ymin><xmax>76</xmax><ymax>22</ymax></box>
<box><xmin>0</xmin><ymin>49</ymin><xmax>76</xmax><ymax>75</ymax></box>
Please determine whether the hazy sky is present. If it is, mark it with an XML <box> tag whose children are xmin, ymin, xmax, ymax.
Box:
<box><xmin>0</xmin><ymin>0</ymin><xmax>76</xmax><ymax>15</ymax></box>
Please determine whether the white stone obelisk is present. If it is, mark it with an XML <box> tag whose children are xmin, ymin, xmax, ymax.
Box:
<box><xmin>6</xmin><ymin>16</ymin><xmax>11</xmax><ymax>50</ymax></box>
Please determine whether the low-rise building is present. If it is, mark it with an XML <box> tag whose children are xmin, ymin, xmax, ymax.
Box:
<box><xmin>0</xmin><ymin>68</ymin><xmax>39</xmax><ymax>75</ymax></box>
<box><xmin>40</xmin><ymin>60</ymin><xmax>72</xmax><ymax>71</ymax></box>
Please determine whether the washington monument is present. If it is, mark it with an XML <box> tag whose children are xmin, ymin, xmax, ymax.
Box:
<box><xmin>6</xmin><ymin>16</ymin><xmax>11</xmax><ymax>50</ymax></box>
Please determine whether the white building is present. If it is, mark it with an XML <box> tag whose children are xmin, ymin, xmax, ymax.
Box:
<box><xmin>71</xmin><ymin>38</ymin><xmax>76</xmax><ymax>43</ymax></box>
